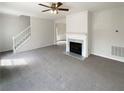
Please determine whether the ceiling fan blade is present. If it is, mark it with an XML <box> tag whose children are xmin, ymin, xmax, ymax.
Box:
<box><xmin>42</xmin><ymin>9</ymin><xmax>51</xmax><ymax>12</ymax></box>
<box><xmin>58</xmin><ymin>8</ymin><xmax>69</xmax><ymax>11</ymax></box>
<box><xmin>57</xmin><ymin>2</ymin><xmax>63</xmax><ymax>7</ymax></box>
<box><xmin>38</xmin><ymin>3</ymin><xmax>51</xmax><ymax>8</ymax></box>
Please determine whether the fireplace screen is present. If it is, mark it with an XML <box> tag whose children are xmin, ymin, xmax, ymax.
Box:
<box><xmin>70</xmin><ymin>42</ymin><xmax>82</xmax><ymax>55</ymax></box>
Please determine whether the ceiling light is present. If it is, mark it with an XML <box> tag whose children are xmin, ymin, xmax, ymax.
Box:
<box><xmin>50</xmin><ymin>10</ymin><xmax>54</xmax><ymax>14</ymax></box>
<box><xmin>53</xmin><ymin>10</ymin><xmax>57</xmax><ymax>14</ymax></box>
<box><xmin>50</xmin><ymin>9</ymin><xmax>58</xmax><ymax>14</ymax></box>
<box><xmin>39</xmin><ymin>2</ymin><xmax>69</xmax><ymax>14</ymax></box>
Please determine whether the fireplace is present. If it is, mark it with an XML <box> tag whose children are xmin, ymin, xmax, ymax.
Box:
<box><xmin>70</xmin><ymin>42</ymin><xmax>82</xmax><ymax>55</ymax></box>
<box><xmin>66</xmin><ymin>38</ymin><xmax>88</xmax><ymax>58</ymax></box>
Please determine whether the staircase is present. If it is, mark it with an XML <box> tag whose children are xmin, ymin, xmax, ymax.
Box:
<box><xmin>13</xmin><ymin>26</ymin><xmax>31</xmax><ymax>53</ymax></box>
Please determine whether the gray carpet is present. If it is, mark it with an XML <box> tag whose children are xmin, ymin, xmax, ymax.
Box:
<box><xmin>0</xmin><ymin>44</ymin><xmax>124</xmax><ymax>91</ymax></box>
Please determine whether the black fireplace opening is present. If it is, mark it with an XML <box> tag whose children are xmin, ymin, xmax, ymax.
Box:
<box><xmin>70</xmin><ymin>42</ymin><xmax>82</xmax><ymax>55</ymax></box>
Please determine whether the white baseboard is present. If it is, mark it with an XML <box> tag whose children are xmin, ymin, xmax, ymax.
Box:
<box><xmin>91</xmin><ymin>52</ymin><xmax>124</xmax><ymax>63</ymax></box>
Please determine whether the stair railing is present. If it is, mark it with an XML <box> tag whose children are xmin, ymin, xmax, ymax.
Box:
<box><xmin>13</xmin><ymin>26</ymin><xmax>31</xmax><ymax>53</ymax></box>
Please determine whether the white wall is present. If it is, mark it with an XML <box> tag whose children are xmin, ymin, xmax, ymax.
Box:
<box><xmin>0</xmin><ymin>13</ymin><xmax>19</xmax><ymax>52</ymax></box>
<box><xmin>66</xmin><ymin>11</ymin><xmax>88</xmax><ymax>35</ymax></box>
<box><xmin>0</xmin><ymin>13</ymin><xmax>30</xmax><ymax>52</ymax></box>
<box><xmin>16</xmin><ymin>17</ymin><xmax>54</xmax><ymax>52</ymax></box>
<box><xmin>91</xmin><ymin>7</ymin><xmax>124</xmax><ymax>62</ymax></box>
<box><xmin>54</xmin><ymin>18</ymin><xmax>66</xmax><ymax>24</ymax></box>
<box><xmin>19</xmin><ymin>15</ymin><xmax>30</xmax><ymax>31</ymax></box>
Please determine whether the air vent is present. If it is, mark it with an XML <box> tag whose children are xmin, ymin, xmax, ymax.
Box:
<box><xmin>112</xmin><ymin>46</ymin><xmax>124</xmax><ymax>57</ymax></box>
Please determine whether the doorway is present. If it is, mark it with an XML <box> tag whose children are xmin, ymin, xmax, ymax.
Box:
<box><xmin>55</xmin><ymin>23</ymin><xmax>66</xmax><ymax>46</ymax></box>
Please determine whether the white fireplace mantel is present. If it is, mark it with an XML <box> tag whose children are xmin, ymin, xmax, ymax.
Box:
<box><xmin>66</xmin><ymin>11</ymin><xmax>89</xmax><ymax>58</ymax></box>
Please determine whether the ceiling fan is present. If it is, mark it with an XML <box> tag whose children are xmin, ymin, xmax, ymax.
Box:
<box><xmin>38</xmin><ymin>2</ymin><xmax>69</xmax><ymax>14</ymax></box>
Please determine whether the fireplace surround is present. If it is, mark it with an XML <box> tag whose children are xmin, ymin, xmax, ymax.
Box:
<box><xmin>66</xmin><ymin>38</ymin><xmax>85</xmax><ymax>56</ymax></box>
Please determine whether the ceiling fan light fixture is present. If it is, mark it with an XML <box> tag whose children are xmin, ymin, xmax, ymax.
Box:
<box><xmin>55</xmin><ymin>4</ymin><xmax>58</xmax><ymax>7</ymax></box>
<box><xmin>38</xmin><ymin>2</ymin><xmax>69</xmax><ymax>14</ymax></box>
<box><xmin>53</xmin><ymin>10</ymin><xmax>58</xmax><ymax>14</ymax></box>
<box><xmin>50</xmin><ymin>9</ymin><xmax>58</xmax><ymax>14</ymax></box>
<box><xmin>50</xmin><ymin>10</ymin><xmax>54</xmax><ymax>14</ymax></box>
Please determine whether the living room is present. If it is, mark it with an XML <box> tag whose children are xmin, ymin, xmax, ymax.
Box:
<box><xmin>0</xmin><ymin>1</ymin><xmax>124</xmax><ymax>91</ymax></box>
